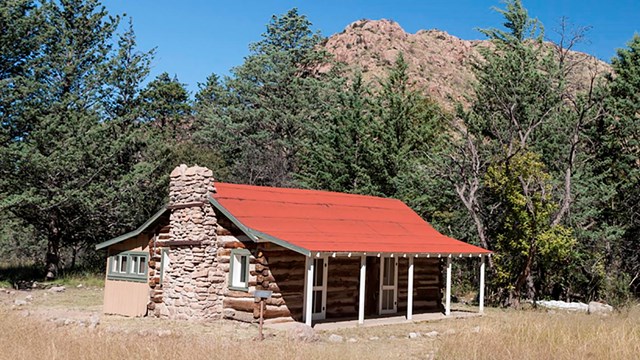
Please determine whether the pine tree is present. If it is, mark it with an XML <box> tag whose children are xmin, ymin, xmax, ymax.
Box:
<box><xmin>0</xmin><ymin>0</ymin><xmax>163</xmax><ymax>278</ymax></box>
<box><xmin>140</xmin><ymin>72</ymin><xmax>191</xmax><ymax>138</ymax></box>
<box><xmin>595</xmin><ymin>35</ymin><xmax>640</xmax><ymax>299</ymax></box>
<box><xmin>195</xmin><ymin>8</ymin><xmax>336</xmax><ymax>186</ymax></box>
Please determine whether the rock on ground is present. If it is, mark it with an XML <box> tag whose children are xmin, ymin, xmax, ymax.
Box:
<box><xmin>48</xmin><ymin>286</ymin><xmax>66</xmax><ymax>293</ymax></box>
<box><xmin>588</xmin><ymin>301</ymin><xmax>614</xmax><ymax>315</ymax></box>
<box><xmin>536</xmin><ymin>300</ymin><xmax>588</xmax><ymax>312</ymax></box>
<box><xmin>285</xmin><ymin>323</ymin><xmax>317</xmax><ymax>342</ymax></box>
<box><xmin>328</xmin><ymin>334</ymin><xmax>344</xmax><ymax>343</ymax></box>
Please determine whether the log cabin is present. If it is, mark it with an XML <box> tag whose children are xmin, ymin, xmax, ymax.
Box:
<box><xmin>96</xmin><ymin>164</ymin><xmax>491</xmax><ymax>325</ymax></box>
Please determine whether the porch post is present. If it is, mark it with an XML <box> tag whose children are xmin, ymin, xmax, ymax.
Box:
<box><xmin>358</xmin><ymin>255</ymin><xmax>366</xmax><ymax>324</ymax></box>
<box><xmin>407</xmin><ymin>256</ymin><xmax>414</xmax><ymax>320</ymax></box>
<box><xmin>304</xmin><ymin>256</ymin><xmax>314</xmax><ymax>326</ymax></box>
<box><xmin>445</xmin><ymin>256</ymin><xmax>452</xmax><ymax>316</ymax></box>
<box><xmin>479</xmin><ymin>254</ymin><xmax>485</xmax><ymax>314</ymax></box>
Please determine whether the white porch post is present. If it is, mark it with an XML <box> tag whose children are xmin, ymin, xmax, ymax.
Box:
<box><xmin>358</xmin><ymin>255</ymin><xmax>366</xmax><ymax>324</ymax></box>
<box><xmin>445</xmin><ymin>256</ymin><xmax>452</xmax><ymax>316</ymax></box>
<box><xmin>407</xmin><ymin>256</ymin><xmax>414</xmax><ymax>320</ymax></box>
<box><xmin>479</xmin><ymin>254</ymin><xmax>485</xmax><ymax>314</ymax></box>
<box><xmin>304</xmin><ymin>256</ymin><xmax>314</xmax><ymax>326</ymax></box>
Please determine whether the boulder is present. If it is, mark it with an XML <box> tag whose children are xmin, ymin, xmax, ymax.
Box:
<box><xmin>536</xmin><ymin>300</ymin><xmax>588</xmax><ymax>312</ymax></box>
<box><xmin>48</xmin><ymin>286</ymin><xmax>66</xmax><ymax>293</ymax></box>
<box><xmin>408</xmin><ymin>332</ymin><xmax>421</xmax><ymax>339</ymax></box>
<box><xmin>588</xmin><ymin>301</ymin><xmax>613</xmax><ymax>315</ymax></box>
<box><xmin>328</xmin><ymin>334</ymin><xmax>344</xmax><ymax>343</ymax></box>
<box><xmin>285</xmin><ymin>323</ymin><xmax>317</xmax><ymax>342</ymax></box>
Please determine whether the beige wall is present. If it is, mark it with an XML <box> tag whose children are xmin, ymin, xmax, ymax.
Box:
<box><xmin>103</xmin><ymin>234</ymin><xmax>151</xmax><ymax>316</ymax></box>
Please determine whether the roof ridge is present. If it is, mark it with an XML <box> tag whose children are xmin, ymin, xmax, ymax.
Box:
<box><xmin>215</xmin><ymin>182</ymin><xmax>403</xmax><ymax>202</ymax></box>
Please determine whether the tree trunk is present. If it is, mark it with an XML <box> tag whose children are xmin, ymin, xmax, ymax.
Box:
<box><xmin>45</xmin><ymin>237</ymin><xmax>60</xmax><ymax>280</ymax></box>
<box><xmin>46</xmin><ymin>217</ymin><xmax>61</xmax><ymax>280</ymax></box>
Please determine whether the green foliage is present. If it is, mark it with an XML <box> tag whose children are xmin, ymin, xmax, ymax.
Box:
<box><xmin>298</xmin><ymin>54</ymin><xmax>448</xmax><ymax>201</ymax></box>
<box><xmin>140</xmin><ymin>72</ymin><xmax>191</xmax><ymax>138</ymax></box>
<box><xmin>0</xmin><ymin>0</ymin><xmax>164</xmax><ymax>278</ymax></box>
<box><xmin>194</xmin><ymin>8</ymin><xmax>336</xmax><ymax>186</ymax></box>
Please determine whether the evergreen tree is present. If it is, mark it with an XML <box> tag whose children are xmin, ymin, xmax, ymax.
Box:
<box><xmin>195</xmin><ymin>8</ymin><xmax>336</xmax><ymax>186</ymax></box>
<box><xmin>595</xmin><ymin>35</ymin><xmax>640</xmax><ymax>299</ymax></box>
<box><xmin>105</xmin><ymin>17</ymin><xmax>155</xmax><ymax>124</ymax></box>
<box><xmin>0</xmin><ymin>0</ymin><xmax>162</xmax><ymax>278</ymax></box>
<box><xmin>140</xmin><ymin>72</ymin><xmax>191</xmax><ymax>138</ymax></box>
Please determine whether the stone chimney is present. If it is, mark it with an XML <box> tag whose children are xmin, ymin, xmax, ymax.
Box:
<box><xmin>169</xmin><ymin>164</ymin><xmax>216</xmax><ymax>205</ymax></box>
<box><xmin>154</xmin><ymin>164</ymin><xmax>223</xmax><ymax>320</ymax></box>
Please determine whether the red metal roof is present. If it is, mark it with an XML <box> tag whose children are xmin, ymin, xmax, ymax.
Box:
<box><xmin>212</xmin><ymin>183</ymin><xmax>491</xmax><ymax>255</ymax></box>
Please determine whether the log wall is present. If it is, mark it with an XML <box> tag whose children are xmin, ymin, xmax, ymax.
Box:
<box><xmin>398</xmin><ymin>258</ymin><xmax>443</xmax><ymax>312</ymax></box>
<box><xmin>326</xmin><ymin>257</ymin><xmax>360</xmax><ymax>318</ymax></box>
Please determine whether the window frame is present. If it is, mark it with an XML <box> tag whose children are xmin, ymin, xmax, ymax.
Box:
<box><xmin>107</xmin><ymin>251</ymin><xmax>149</xmax><ymax>283</ymax></box>
<box><xmin>229</xmin><ymin>248</ymin><xmax>251</xmax><ymax>291</ymax></box>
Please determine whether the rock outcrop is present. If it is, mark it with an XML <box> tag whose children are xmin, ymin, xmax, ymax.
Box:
<box><xmin>323</xmin><ymin>19</ymin><xmax>610</xmax><ymax>108</ymax></box>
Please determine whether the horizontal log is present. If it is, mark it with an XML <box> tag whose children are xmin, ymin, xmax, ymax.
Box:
<box><xmin>326</xmin><ymin>285</ymin><xmax>359</xmax><ymax>293</ymax></box>
<box><xmin>253</xmin><ymin>304</ymin><xmax>292</xmax><ymax>319</ymax></box>
<box><xmin>223</xmin><ymin>297</ymin><xmax>255</xmax><ymax>312</ymax></box>
<box><xmin>166</xmin><ymin>201</ymin><xmax>204</xmax><ymax>209</ymax></box>
<box><xmin>267</xmin><ymin>260</ymin><xmax>305</xmax><ymax>270</ymax></box>
<box><xmin>158</xmin><ymin>240</ymin><xmax>202</xmax><ymax>247</ymax></box>
<box><xmin>326</xmin><ymin>300</ymin><xmax>358</xmax><ymax>309</ymax></box>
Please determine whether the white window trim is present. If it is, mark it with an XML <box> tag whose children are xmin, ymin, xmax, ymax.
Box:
<box><xmin>107</xmin><ymin>251</ymin><xmax>148</xmax><ymax>282</ymax></box>
<box><xmin>229</xmin><ymin>249</ymin><xmax>251</xmax><ymax>291</ymax></box>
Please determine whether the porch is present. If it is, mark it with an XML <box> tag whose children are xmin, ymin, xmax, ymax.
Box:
<box><xmin>299</xmin><ymin>252</ymin><xmax>488</xmax><ymax>327</ymax></box>
<box><xmin>267</xmin><ymin>309</ymin><xmax>482</xmax><ymax>331</ymax></box>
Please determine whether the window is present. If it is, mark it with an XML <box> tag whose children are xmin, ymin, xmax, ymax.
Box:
<box><xmin>108</xmin><ymin>251</ymin><xmax>148</xmax><ymax>282</ymax></box>
<box><xmin>229</xmin><ymin>249</ymin><xmax>251</xmax><ymax>291</ymax></box>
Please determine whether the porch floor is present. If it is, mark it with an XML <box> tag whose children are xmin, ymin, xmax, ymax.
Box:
<box><xmin>265</xmin><ymin>310</ymin><xmax>482</xmax><ymax>331</ymax></box>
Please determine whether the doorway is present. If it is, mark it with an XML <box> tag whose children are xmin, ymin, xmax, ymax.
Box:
<box><xmin>311</xmin><ymin>256</ymin><xmax>328</xmax><ymax>320</ymax></box>
<box><xmin>379</xmin><ymin>256</ymin><xmax>398</xmax><ymax>314</ymax></box>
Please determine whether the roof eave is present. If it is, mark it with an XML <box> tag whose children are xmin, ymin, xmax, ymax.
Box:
<box><xmin>208</xmin><ymin>195</ymin><xmax>311</xmax><ymax>256</ymax></box>
<box><xmin>95</xmin><ymin>206</ymin><xmax>169</xmax><ymax>250</ymax></box>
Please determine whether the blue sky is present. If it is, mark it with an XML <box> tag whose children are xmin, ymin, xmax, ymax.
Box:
<box><xmin>103</xmin><ymin>0</ymin><xmax>640</xmax><ymax>94</ymax></box>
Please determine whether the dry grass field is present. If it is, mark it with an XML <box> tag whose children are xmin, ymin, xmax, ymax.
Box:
<box><xmin>0</xmin><ymin>286</ymin><xmax>638</xmax><ymax>360</ymax></box>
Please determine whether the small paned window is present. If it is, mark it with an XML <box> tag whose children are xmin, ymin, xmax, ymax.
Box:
<box><xmin>229</xmin><ymin>249</ymin><xmax>251</xmax><ymax>291</ymax></box>
<box><xmin>108</xmin><ymin>251</ymin><xmax>148</xmax><ymax>282</ymax></box>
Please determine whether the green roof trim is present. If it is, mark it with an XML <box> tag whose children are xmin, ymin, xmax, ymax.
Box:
<box><xmin>248</xmin><ymin>229</ymin><xmax>310</xmax><ymax>256</ymax></box>
<box><xmin>207</xmin><ymin>195</ymin><xmax>310</xmax><ymax>256</ymax></box>
<box><xmin>97</xmin><ymin>196</ymin><xmax>310</xmax><ymax>256</ymax></box>
<box><xmin>95</xmin><ymin>206</ymin><xmax>169</xmax><ymax>250</ymax></box>
<box><xmin>207</xmin><ymin>196</ymin><xmax>259</xmax><ymax>242</ymax></box>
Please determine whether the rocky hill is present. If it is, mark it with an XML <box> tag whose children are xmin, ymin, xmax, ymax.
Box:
<box><xmin>323</xmin><ymin>19</ymin><xmax>610</xmax><ymax>108</ymax></box>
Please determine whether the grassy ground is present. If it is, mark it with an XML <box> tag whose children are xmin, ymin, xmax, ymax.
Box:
<box><xmin>0</xmin><ymin>285</ymin><xmax>638</xmax><ymax>360</ymax></box>
<box><xmin>0</xmin><ymin>262</ymin><xmax>105</xmax><ymax>289</ymax></box>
